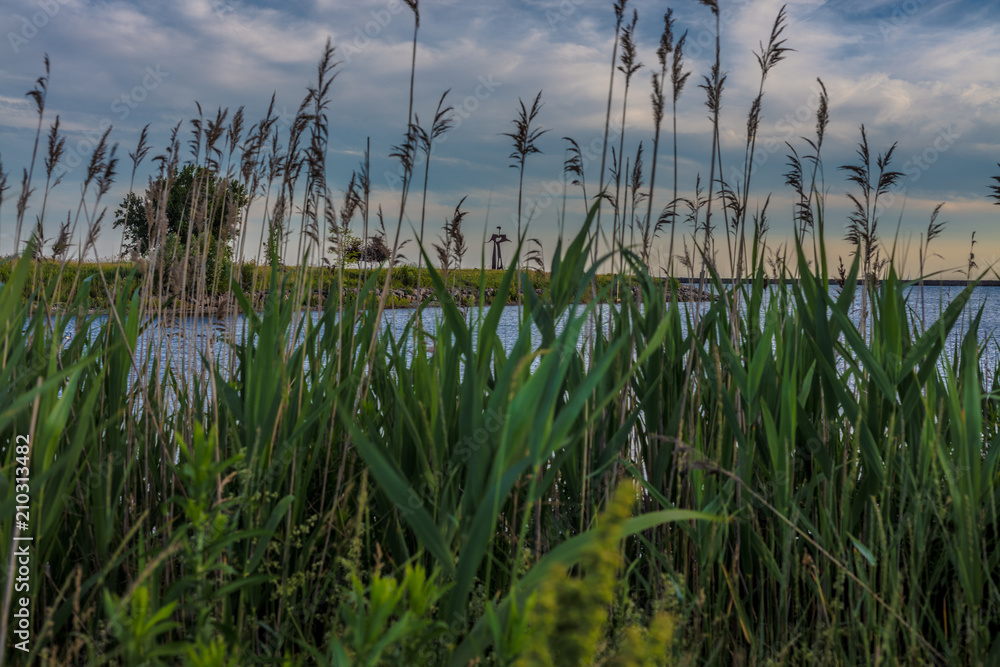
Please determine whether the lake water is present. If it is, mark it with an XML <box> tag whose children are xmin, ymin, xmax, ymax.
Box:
<box><xmin>389</xmin><ymin>284</ymin><xmax>1000</xmax><ymax>373</ymax></box>
<box><xmin>56</xmin><ymin>284</ymin><xmax>1000</xmax><ymax>384</ymax></box>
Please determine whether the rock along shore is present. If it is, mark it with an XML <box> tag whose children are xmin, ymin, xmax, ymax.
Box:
<box><xmin>239</xmin><ymin>283</ymin><xmax>716</xmax><ymax>310</ymax></box>
<box><xmin>44</xmin><ymin>284</ymin><xmax>716</xmax><ymax>316</ymax></box>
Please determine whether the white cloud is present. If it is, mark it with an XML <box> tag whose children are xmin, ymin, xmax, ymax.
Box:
<box><xmin>0</xmin><ymin>0</ymin><xmax>998</xmax><ymax>271</ymax></box>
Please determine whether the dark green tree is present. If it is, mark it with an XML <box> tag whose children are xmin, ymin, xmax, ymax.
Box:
<box><xmin>334</xmin><ymin>232</ymin><xmax>391</xmax><ymax>266</ymax></box>
<box><xmin>114</xmin><ymin>163</ymin><xmax>248</xmax><ymax>256</ymax></box>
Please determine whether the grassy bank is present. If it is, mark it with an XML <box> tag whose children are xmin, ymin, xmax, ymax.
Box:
<box><xmin>0</xmin><ymin>260</ymin><xmax>626</xmax><ymax>310</ymax></box>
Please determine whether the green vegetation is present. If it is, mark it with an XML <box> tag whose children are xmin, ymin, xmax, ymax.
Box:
<box><xmin>2</xmin><ymin>1</ymin><xmax>1000</xmax><ymax>665</ymax></box>
<box><xmin>0</xmin><ymin>260</ymin><xmax>138</xmax><ymax>309</ymax></box>
<box><xmin>113</xmin><ymin>164</ymin><xmax>248</xmax><ymax>257</ymax></box>
<box><xmin>3</xmin><ymin>204</ymin><xmax>1000</xmax><ymax>663</ymax></box>
<box><xmin>0</xmin><ymin>260</ymin><xmax>595</xmax><ymax>309</ymax></box>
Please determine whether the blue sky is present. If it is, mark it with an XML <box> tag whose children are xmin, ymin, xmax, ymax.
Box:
<box><xmin>1</xmin><ymin>0</ymin><xmax>999</xmax><ymax>276</ymax></box>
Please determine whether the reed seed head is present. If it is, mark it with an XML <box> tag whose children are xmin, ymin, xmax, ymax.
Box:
<box><xmin>657</xmin><ymin>10</ymin><xmax>675</xmax><ymax>70</ymax></box>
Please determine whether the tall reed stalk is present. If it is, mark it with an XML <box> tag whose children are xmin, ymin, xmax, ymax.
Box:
<box><xmin>503</xmin><ymin>91</ymin><xmax>549</xmax><ymax>269</ymax></box>
<box><xmin>612</xmin><ymin>9</ymin><xmax>640</xmax><ymax>291</ymax></box>
<box><xmin>696</xmin><ymin>0</ymin><xmax>724</xmax><ymax>285</ymax></box>
<box><xmin>414</xmin><ymin>90</ymin><xmax>454</xmax><ymax>294</ymax></box>
<box><xmin>642</xmin><ymin>10</ymin><xmax>672</xmax><ymax>267</ymax></box>
<box><xmin>666</xmin><ymin>30</ymin><xmax>690</xmax><ymax>278</ymax></box>
<box><xmin>13</xmin><ymin>56</ymin><xmax>50</xmax><ymax>256</ymax></box>
<box><xmin>595</xmin><ymin>0</ymin><xmax>627</xmax><ymax>266</ymax></box>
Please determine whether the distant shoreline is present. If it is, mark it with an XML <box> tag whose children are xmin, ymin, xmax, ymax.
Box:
<box><xmin>675</xmin><ymin>277</ymin><xmax>1000</xmax><ymax>286</ymax></box>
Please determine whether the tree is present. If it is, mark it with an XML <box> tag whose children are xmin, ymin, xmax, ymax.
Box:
<box><xmin>362</xmin><ymin>234</ymin><xmax>390</xmax><ymax>264</ymax></box>
<box><xmin>331</xmin><ymin>232</ymin><xmax>391</xmax><ymax>267</ymax></box>
<box><xmin>113</xmin><ymin>163</ymin><xmax>248</xmax><ymax>256</ymax></box>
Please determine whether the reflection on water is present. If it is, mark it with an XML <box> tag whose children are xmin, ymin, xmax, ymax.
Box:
<box><xmin>55</xmin><ymin>284</ymin><xmax>1000</xmax><ymax>389</ymax></box>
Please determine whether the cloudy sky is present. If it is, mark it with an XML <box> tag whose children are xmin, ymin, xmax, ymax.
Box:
<box><xmin>2</xmin><ymin>0</ymin><xmax>999</xmax><ymax>277</ymax></box>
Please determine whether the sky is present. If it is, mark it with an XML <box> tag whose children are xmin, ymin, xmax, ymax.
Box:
<box><xmin>1</xmin><ymin>0</ymin><xmax>999</xmax><ymax>277</ymax></box>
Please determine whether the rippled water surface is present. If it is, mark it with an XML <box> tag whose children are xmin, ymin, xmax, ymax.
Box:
<box><xmin>60</xmin><ymin>284</ymin><xmax>1000</xmax><ymax>382</ymax></box>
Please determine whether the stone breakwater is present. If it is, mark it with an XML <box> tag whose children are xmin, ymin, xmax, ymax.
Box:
<box><xmin>237</xmin><ymin>283</ymin><xmax>716</xmax><ymax>310</ymax></box>
<box><xmin>46</xmin><ymin>283</ymin><xmax>715</xmax><ymax>316</ymax></box>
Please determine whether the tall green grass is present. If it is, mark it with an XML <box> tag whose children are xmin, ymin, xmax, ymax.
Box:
<box><xmin>2</xmin><ymin>208</ymin><xmax>999</xmax><ymax>664</ymax></box>
<box><xmin>2</xmin><ymin>4</ymin><xmax>999</xmax><ymax>665</ymax></box>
